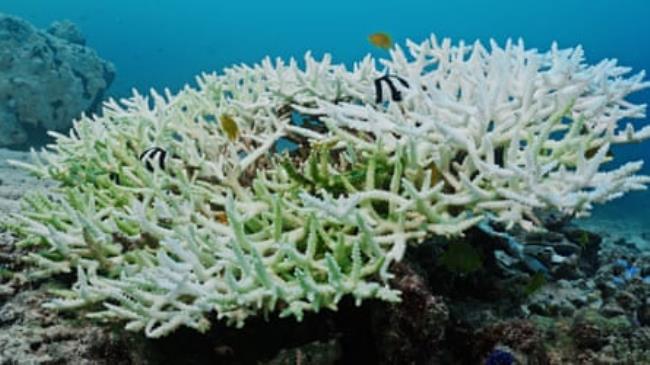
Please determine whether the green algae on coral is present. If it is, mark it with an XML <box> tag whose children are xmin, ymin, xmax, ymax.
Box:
<box><xmin>5</xmin><ymin>35</ymin><xmax>650</xmax><ymax>338</ymax></box>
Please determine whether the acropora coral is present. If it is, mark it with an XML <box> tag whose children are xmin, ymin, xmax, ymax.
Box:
<box><xmin>4</xmin><ymin>35</ymin><xmax>649</xmax><ymax>337</ymax></box>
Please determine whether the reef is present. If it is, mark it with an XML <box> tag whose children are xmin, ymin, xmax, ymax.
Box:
<box><xmin>1</xmin><ymin>34</ymin><xmax>650</xmax><ymax>362</ymax></box>
<box><xmin>2</xmin><ymin>214</ymin><xmax>650</xmax><ymax>364</ymax></box>
<box><xmin>0</xmin><ymin>13</ymin><xmax>115</xmax><ymax>148</ymax></box>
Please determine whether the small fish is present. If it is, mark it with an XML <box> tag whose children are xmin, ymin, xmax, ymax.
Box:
<box><xmin>220</xmin><ymin>113</ymin><xmax>239</xmax><ymax>141</ymax></box>
<box><xmin>438</xmin><ymin>241</ymin><xmax>482</xmax><ymax>274</ymax></box>
<box><xmin>374</xmin><ymin>73</ymin><xmax>410</xmax><ymax>103</ymax></box>
<box><xmin>585</xmin><ymin>146</ymin><xmax>614</xmax><ymax>159</ymax></box>
<box><xmin>139</xmin><ymin>147</ymin><xmax>167</xmax><ymax>172</ymax></box>
<box><xmin>215</xmin><ymin>211</ymin><xmax>228</xmax><ymax>224</ymax></box>
<box><xmin>577</xmin><ymin>230</ymin><xmax>590</xmax><ymax>247</ymax></box>
<box><xmin>524</xmin><ymin>272</ymin><xmax>547</xmax><ymax>296</ymax></box>
<box><xmin>108</xmin><ymin>171</ymin><xmax>121</xmax><ymax>184</ymax></box>
<box><xmin>430</xmin><ymin>164</ymin><xmax>443</xmax><ymax>185</ymax></box>
<box><xmin>368</xmin><ymin>32</ymin><xmax>393</xmax><ymax>50</ymax></box>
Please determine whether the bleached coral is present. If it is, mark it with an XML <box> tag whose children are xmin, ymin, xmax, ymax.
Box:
<box><xmin>310</xmin><ymin>37</ymin><xmax>650</xmax><ymax>228</ymax></box>
<box><xmin>5</xmin><ymin>35</ymin><xmax>649</xmax><ymax>337</ymax></box>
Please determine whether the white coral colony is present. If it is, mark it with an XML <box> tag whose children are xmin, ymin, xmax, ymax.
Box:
<box><xmin>6</xmin><ymin>35</ymin><xmax>649</xmax><ymax>337</ymax></box>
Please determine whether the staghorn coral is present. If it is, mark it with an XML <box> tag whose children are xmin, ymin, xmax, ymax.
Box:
<box><xmin>3</xmin><ymin>35</ymin><xmax>650</xmax><ymax>337</ymax></box>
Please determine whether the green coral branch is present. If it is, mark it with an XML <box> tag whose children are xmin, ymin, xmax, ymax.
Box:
<box><xmin>5</xmin><ymin>36</ymin><xmax>650</xmax><ymax>338</ymax></box>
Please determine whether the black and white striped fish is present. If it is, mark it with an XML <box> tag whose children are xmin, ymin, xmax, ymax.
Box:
<box><xmin>374</xmin><ymin>73</ymin><xmax>409</xmax><ymax>104</ymax></box>
<box><xmin>139</xmin><ymin>147</ymin><xmax>167</xmax><ymax>172</ymax></box>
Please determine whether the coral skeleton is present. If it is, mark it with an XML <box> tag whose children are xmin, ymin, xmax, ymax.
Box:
<box><xmin>4</xmin><ymin>35</ymin><xmax>650</xmax><ymax>337</ymax></box>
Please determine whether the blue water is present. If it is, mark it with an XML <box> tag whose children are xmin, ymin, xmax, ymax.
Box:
<box><xmin>2</xmin><ymin>0</ymin><xmax>650</xmax><ymax>220</ymax></box>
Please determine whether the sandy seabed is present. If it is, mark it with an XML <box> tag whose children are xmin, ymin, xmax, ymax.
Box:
<box><xmin>0</xmin><ymin>148</ymin><xmax>53</xmax><ymax>216</ymax></box>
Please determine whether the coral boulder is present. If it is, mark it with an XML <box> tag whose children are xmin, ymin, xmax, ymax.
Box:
<box><xmin>0</xmin><ymin>13</ymin><xmax>115</xmax><ymax>148</ymax></box>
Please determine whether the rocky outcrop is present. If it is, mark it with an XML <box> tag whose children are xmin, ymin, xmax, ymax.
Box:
<box><xmin>0</xmin><ymin>13</ymin><xmax>115</xmax><ymax>148</ymax></box>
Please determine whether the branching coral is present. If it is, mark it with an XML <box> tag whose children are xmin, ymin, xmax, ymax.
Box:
<box><xmin>4</xmin><ymin>35</ymin><xmax>649</xmax><ymax>337</ymax></box>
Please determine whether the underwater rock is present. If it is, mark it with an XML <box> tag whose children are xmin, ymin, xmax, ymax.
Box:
<box><xmin>478</xmin><ymin>220</ymin><xmax>586</xmax><ymax>280</ymax></box>
<box><xmin>371</xmin><ymin>260</ymin><xmax>450</xmax><ymax>364</ymax></box>
<box><xmin>0</xmin><ymin>232</ymin><xmax>141</xmax><ymax>364</ymax></box>
<box><xmin>0</xmin><ymin>13</ymin><xmax>115</xmax><ymax>148</ymax></box>
<box><xmin>0</xmin><ymin>265</ymin><xmax>120</xmax><ymax>363</ymax></box>
<box><xmin>615</xmin><ymin>290</ymin><xmax>641</xmax><ymax>311</ymax></box>
<box><xmin>639</xmin><ymin>299</ymin><xmax>650</xmax><ymax>327</ymax></box>
<box><xmin>563</xmin><ymin>228</ymin><xmax>602</xmax><ymax>275</ymax></box>
<box><xmin>571</xmin><ymin>308</ymin><xmax>633</xmax><ymax>348</ymax></box>
<box><xmin>525</xmin><ymin>279</ymin><xmax>600</xmax><ymax>317</ymax></box>
<box><xmin>473</xmin><ymin>319</ymin><xmax>547</xmax><ymax>364</ymax></box>
<box><xmin>534</xmin><ymin>208</ymin><xmax>573</xmax><ymax>231</ymax></box>
<box><xmin>262</xmin><ymin>340</ymin><xmax>341</xmax><ymax>365</ymax></box>
<box><xmin>520</xmin><ymin>230</ymin><xmax>582</xmax><ymax>278</ymax></box>
<box><xmin>592</xmin><ymin>246</ymin><xmax>650</xmax><ymax>324</ymax></box>
<box><xmin>601</xmin><ymin>302</ymin><xmax>628</xmax><ymax>318</ymax></box>
<box><xmin>570</xmin><ymin>321</ymin><xmax>606</xmax><ymax>350</ymax></box>
<box><xmin>46</xmin><ymin>19</ymin><xmax>86</xmax><ymax>45</ymax></box>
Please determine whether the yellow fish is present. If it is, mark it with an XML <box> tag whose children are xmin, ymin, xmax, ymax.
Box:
<box><xmin>368</xmin><ymin>32</ymin><xmax>393</xmax><ymax>50</ymax></box>
<box><xmin>219</xmin><ymin>113</ymin><xmax>239</xmax><ymax>141</ymax></box>
<box><xmin>214</xmin><ymin>211</ymin><xmax>228</xmax><ymax>224</ymax></box>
